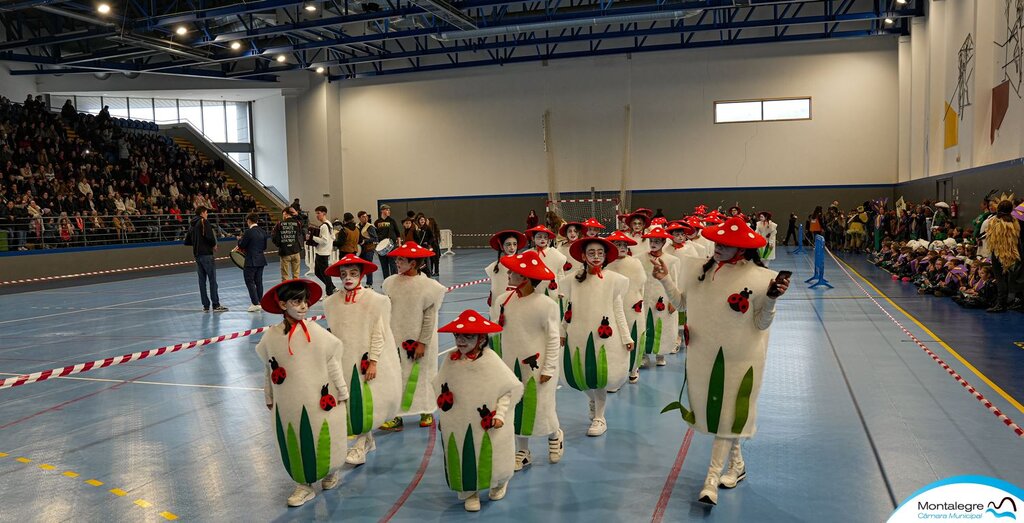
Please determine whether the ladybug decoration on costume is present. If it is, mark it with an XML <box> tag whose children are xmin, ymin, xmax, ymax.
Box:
<box><xmin>359</xmin><ymin>352</ymin><xmax>370</xmax><ymax>375</ymax></box>
<box><xmin>727</xmin><ymin>288</ymin><xmax>752</xmax><ymax>314</ymax></box>
<box><xmin>437</xmin><ymin>382</ymin><xmax>454</xmax><ymax>412</ymax></box>
<box><xmin>269</xmin><ymin>357</ymin><xmax>286</xmax><ymax>385</ymax></box>
<box><xmin>655</xmin><ymin>297</ymin><xmax>666</xmax><ymax>312</ymax></box>
<box><xmin>498</xmin><ymin>305</ymin><xmax>506</xmax><ymax>327</ymax></box>
<box><xmin>522</xmin><ymin>353</ymin><xmax>540</xmax><ymax>370</ymax></box>
<box><xmin>597</xmin><ymin>317</ymin><xmax>613</xmax><ymax>339</ymax></box>
<box><xmin>401</xmin><ymin>339</ymin><xmax>417</xmax><ymax>359</ymax></box>
<box><xmin>478</xmin><ymin>405</ymin><xmax>496</xmax><ymax>429</ymax></box>
<box><xmin>563</xmin><ymin>261</ymin><xmax>573</xmax><ymax>272</ymax></box>
<box><xmin>319</xmin><ymin>384</ymin><xmax>337</xmax><ymax>411</ymax></box>
<box><xmin>632</xmin><ymin>300</ymin><xmax>643</xmax><ymax>313</ymax></box>
<box><xmin>683</xmin><ymin>324</ymin><xmax>690</xmax><ymax>346</ymax></box>
<box><xmin>564</xmin><ymin>303</ymin><xmax>573</xmax><ymax>323</ymax></box>
<box><xmin>548</xmin><ymin>280</ymin><xmax>558</xmax><ymax>291</ymax></box>
<box><xmin>487</xmin><ymin>292</ymin><xmax>492</xmax><ymax>307</ymax></box>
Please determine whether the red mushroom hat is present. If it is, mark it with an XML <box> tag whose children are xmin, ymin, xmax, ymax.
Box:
<box><xmin>438</xmin><ymin>309</ymin><xmax>502</xmax><ymax>334</ymax></box>
<box><xmin>701</xmin><ymin>216</ymin><xmax>767</xmax><ymax>249</ymax></box>
<box><xmin>525</xmin><ymin>225</ymin><xmax>557</xmax><ymax>239</ymax></box>
<box><xmin>325</xmin><ymin>254</ymin><xmax>378</xmax><ymax>277</ymax></box>
<box><xmin>568</xmin><ymin>237</ymin><xmax>619</xmax><ymax>264</ymax></box>
<box><xmin>500</xmin><ymin>250</ymin><xmax>556</xmax><ymax>280</ymax></box>
<box><xmin>387</xmin><ymin>241</ymin><xmax>434</xmax><ymax>258</ymax></box>
<box><xmin>261</xmin><ymin>279</ymin><xmax>324</xmax><ymax>314</ymax></box>
<box><xmin>605</xmin><ymin>230</ymin><xmax>638</xmax><ymax>246</ymax></box>
<box><xmin>489</xmin><ymin>230</ymin><xmax>528</xmax><ymax>252</ymax></box>
<box><xmin>642</xmin><ymin>226</ymin><xmax>674</xmax><ymax>240</ymax></box>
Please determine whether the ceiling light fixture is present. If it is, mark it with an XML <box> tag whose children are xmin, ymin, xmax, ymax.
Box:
<box><xmin>175</xmin><ymin>26</ymin><xmax>188</xmax><ymax>35</ymax></box>
<box><xmin>276</xmin><ymin>55</ymin><xmax>287</xmax><ymax>63</ymax></box>
<box><xmin>304</xmin><ymin>3</ymin><xmax>317</xmax><ymax>11</ymax></box>
<box><xmin>230</xmin><ymin>41</ymin><xmax>242</xmax><ymax>50</ymax></box>
<box><xmin>315</xmin><ymin>66</ymin><xmax>325</xmax><ymax>74</ymax></box>
<box><xmin>97</xmin><ymin>3</ymin><xmax>110</xmax><ymax>14</ymax></box>
<box><xmin>896</xmin><ymin>0</ymin><xmax>907</xmax><ymax>4</ymax></box>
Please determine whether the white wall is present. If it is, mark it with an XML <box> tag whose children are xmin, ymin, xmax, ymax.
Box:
<box><xmin>0</xmin><ymin>62</ymin><xmax>38</xmax><ymax>100</ymax></box>
<box><xmin>324</xmin><ymin>37</ymin><xmax>899</xmax><ymax>213</ymax></box>
<box><xmin>252</xmin><ymin>95</ymin><xmax>290</xmax><ymax>201</ymax></box>
<box><xmin>284</xmin><ymin>77</ymin><xmax>345</xmax><ymax>216</ymax></box>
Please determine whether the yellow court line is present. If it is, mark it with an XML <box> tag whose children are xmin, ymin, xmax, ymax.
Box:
<box><xmin>63</xmin><ymin>471</ymin><xmax>79</xmax><ymax>478</ymax></box>
<box><xmin>839</xmin><ymin>258</ymin><xmax>1024</xmax><ymax>416</ymax></box>
<box><xmin>134</xmin><ymin>499</ymin><xmax>153</xmax><ymax>508</ymax></box>
<box><xmin>15</xmin><ymin>457</ymin><xmax>31</xmax><ymax>463</ymax></box>
<box><xmin>0</xmin><ymin>452</ymin><xmax>8</xmax><ymax>457</ymax></box>
<box><xmin>38</xmin><ymin>464</ymin><xmax>55</xmax><ymax>470</ymax></box>
<box><xmin>85</xmin><ymin>479</ymin><xmax>104</xmax><ymax>487</ymax></box>
<box><xmin>110</xmin><ymin>488</ymin><xmax>127</xmax><ymax>497</ymax></box>
<box><xmin>159</xmin><ymin>511</ymin><xmax>179</xmax><ymax>520</ymax></box>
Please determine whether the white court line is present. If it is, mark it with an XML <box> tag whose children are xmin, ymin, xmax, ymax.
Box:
<box><xmin>0</xmin><ymin>371</ymin><xmax>262</xmax><ymax>391</ymax></box>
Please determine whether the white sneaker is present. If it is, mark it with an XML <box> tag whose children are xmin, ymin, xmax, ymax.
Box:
<box><xmin>247</xmin><ymin>304</ymin><xmax>262</xmax><ymax>313</ymax></box>
<box><xmin>656</xmin><ymin>355</ymin><xmax>667</xmax><ymax>366</ymax></box>
<box><xmin>287</xmin><ymin>484</ymin><xmax>316</xmax><ymax>507</ymax></box>
<box><xmin>628</xmin><ymin>370</ymin><xmax>639</xmax><ymax>384</ymax></box>
<box><xmin>588</xmin><ymin>399</ymin><xmax>595</xmax><ymax>421</ymax></box>
<box><xmin>365</xmin><ymin>432</ymin><xmax>377</xmax><ymax>453</ymax></box>
<box><xmin>698</xmin><ymin>475</ymin><xmax>719</xmax><ymax>506</ymax></box>
<box><xmin>321</xmin><ymin>471</ymin><xmax>342</xmax><ymax>490</ymax></box>
<box><xmin>464</xmin><ymin>492</ymin><xmax>481</xmax><ymax>512</ymax></box>
<box><xmin>719</xmin><ymin>464</ymin><xmax>746</xmax><ymax>489</ymax></box>
<box><xmin>514</xmin><ymin>449</ymin><xmax>532</xmax><ymax>471</ymax></box>
<box><xmin>587</xmin><ymin>418</ymin><xmax>607</xmax><ymax>437</ymax></box>
<box><xmin>608</xmin><ymin>386</ymin><xmax>621</xmax><ymax>393</ymax></box>
<box><xmin>641</xmin><ymin>354</ymin><xmax>650</xmax><ymax>368</ymax></box>
<box><xmin>548</xmin><ymin>429</ymin><xmax>564</xmax><ymax>463</ymax></box>
<box><xmin>346</xmin><ymin>446</ymin><xmax>367</xmax><ymax>466</ymax></box>
<box><xmin>488</xmin><ymin>481</ymin><xmax>508</xmax><ymax>500</ymax></box>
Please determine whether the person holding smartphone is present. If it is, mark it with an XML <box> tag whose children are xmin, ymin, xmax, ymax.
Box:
<box><xmin>651</xmin><ymin>216</ymin><xmax>790</xmax><ymax>508</ymax></box>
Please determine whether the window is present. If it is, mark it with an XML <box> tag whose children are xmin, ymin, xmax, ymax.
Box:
<box><xmin>228</xmin><ymin>152</ymin><xmax>252</xmax><ymax>173</ymax></box>
<box><xmin>50</xmin><ymin>95</ymin><xmax>74</xmax><ymax>111</ymax></box>
<box><xmin>154</xmin><ymin>98</ymin><xmax>178</xmax><ymax>123</ymax></box>
<box><xmin>76</xmin><ymin>96</ymin><xmax>102</xmax><ymax>114</ymax></box>
<box><xmin>178</xmin><ymin>100</ymin><xmax>203</xmax><ymax>133</ymax></box>
<box><xmin>104</xmin><ymin>97</ymin><xmax>129</xmax><ymax>118</ymax></box>
<box><xmin>714</xmin><ymin>97</ymin><xmax>811</xmax><ymax>123</ymax></box>
<box><xmin>129</xmin><ymin>98</ymin><xmax>155</xmax><ymax>121</ymax></box>
<box><xmin>202</xmin><ymin>100</ymin><xmax>226</xmax><ymax>142</ymax></box>
<box><xmin>226</xmin><ymin>102</ymin><xmax>250</xmax><ymax>143</ymax></box>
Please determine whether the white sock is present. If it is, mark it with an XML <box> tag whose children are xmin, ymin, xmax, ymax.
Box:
<box><xmin>517</xmin><ymin>436</ymin><xmax>530</xmax><ymax>452</ymax></box>
<box><xmin>708</xmin><ymin>437</ymin><xmax>732</xmax><ymax>479</ymax></box>
<box><xmin>592</xmin><ymin>390</ymin><xmax>607</xmax><ymax>420</ymax></box>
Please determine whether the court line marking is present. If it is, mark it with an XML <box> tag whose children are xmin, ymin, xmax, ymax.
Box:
<box><xmin>836</xmin><ymin>257</ymin><xmax>1024</xmax><ymax>416</ymax></box>
<box><xmin>651</xmin><ymin>428</ymin><xmax>695</xmax><ymax>523</ymax></box>
<box><xmin>378</xmin><ymin>421</ymin><xmax>437</xmax><ymax>523</ymax></box>
<box><xmin>0</xmin><ymin>372</ymin><xmax>262</xmax><ymax>391</ymax></box>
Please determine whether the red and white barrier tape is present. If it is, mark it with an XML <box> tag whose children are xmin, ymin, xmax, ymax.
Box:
<box><xmin>0</xmin><ymin>277</ymin><xmax>490</xmax><ymax>390</ymax></box>
<box><xmin>0</xmin><ymin>250</ymin><xmax>280</xmax><ymax>287</ymax></box>
<box><xmin>828</xmin><ymin>250</ymin><xmax>1024</xmax><ymax>438</ymax></box>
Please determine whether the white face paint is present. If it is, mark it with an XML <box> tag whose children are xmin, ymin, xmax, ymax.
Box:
<box><xmin>584</xmin><ymin>242</ymin><xmax>606</xmax><ymax>267</ymax></box>
<box><xmin>631</xmin><ymin>218</ymin><xmax>645</xmax><ymax>234</ymax></box>
<box><xmin>612</xmin><ymin>241</ymin><xmax>630</xmax><ymax>258</ymax></box>
<box><xmin>455</xmin><ymin>333</ymin><xmax>483</xmax><ymax>354</ymax></box>
<box><xmin>713</xmin><ymin>244</ymin><xmax>740</xmax><ymax>262</ymax></box>
<box><xmin>649</xmin><ymin>237</ymin><xmax>666</xmax><ymax>252</ymax></box>
<box><xmin>508</xmin><ymin>269</ymin><xmax>526</xmax><ymax>287</ymax></box>
<box><xmin>280</xmin><ymin>299</ymin><xmax>309</xmax><ymax>321</ymax></box>
<box><xmin>395</xmin><ymin>256</ymin><xmax>416</xmax><ymax>274</ymax></box>
<box><xmin>339</xmin><ymin>265</ymin><xmax>363</xmax><ymax>290</ymax></box>
<box><xmin>502</xmin><ymin>237</ymin><xmax>519</xmax><ymax>256</ymax></box>
<box><xmin>671</xmin><ymin>231</ymin><xmax>687</xmax><ymax>244</ymax></box>
<box><xmin>533</xmin><ymin>233</ymin><xmax>549</xmax><ymax>248</ymax></box>
<box><xmin>566</xmin><ymin>226</ymin><xmax>580</xmax><ymax>241</ymax></box>
<box><xmin>585</xmin><ymin>227</ymin><xmax>599</xmax><ymax>238</ymax></box>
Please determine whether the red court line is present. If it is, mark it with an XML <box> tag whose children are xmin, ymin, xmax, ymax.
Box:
<box><xmin>651</xmin><ymin>427</ymin><xmax>695</xmax><ymax>523</ymax></box>
<box><xmin>378</xmin><ymin>426</ymin><xmax>437</xmax><ymax>523</ymax></box>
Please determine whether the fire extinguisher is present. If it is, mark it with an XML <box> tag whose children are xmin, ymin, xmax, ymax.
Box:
<box><xmin>950</xmin><ymin>199</ymin><xmax>959</xmax><ymax>218</ymax></box>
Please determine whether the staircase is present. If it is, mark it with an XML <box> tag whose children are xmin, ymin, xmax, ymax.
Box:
<box><xmin>170</xmin><ymin>136</ymin><xmax>275</xmax><ymax>215</ymax></box>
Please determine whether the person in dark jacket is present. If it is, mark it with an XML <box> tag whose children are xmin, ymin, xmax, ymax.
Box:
<box><xmin>374</xmin><ymin>204</ymin><xmax>400</xmax><ymax>278</ymax></box>
<box><xmin>238</xmin><ymin>212</ymin><xmax>269</xmax><ymax>312</ymax></box>
<box><xmin>187</xmin><ymin>206</ymin><xmax>227</xmax><ymax>313</ymax></box>
<box><xmin>357</xmin><ymin>211</ymin><xmax>379</xmax><ymax>285</ymax></box>
<box><xmin>272</xmin><ymin>207</ymin><xmax>302</xmax><ymax>281</ymax></box>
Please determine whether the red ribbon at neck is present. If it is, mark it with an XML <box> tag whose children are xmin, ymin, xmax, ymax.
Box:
<box><xmin>673</xmin><ymin>241</ymin><xmax>686</xmax><ymax>249</ymax></box>
<box><xmin>535</xmin><ymin>246</ymin><xmax>546</xmax><ymax>257</ymax></box>
<box><xmin>649</xmin><ymin>250</ymin><xmax>663</xmax><ymax>259</ymax></box>
<box><xmin>450</xmin><ymin>349</ymin><xmax>481</xmax><ymax>361</ymax></box>
<box><xmin>588</xmin><ymin>265</ymin><xmax>604</xmax><ymax>278</ymax></box>
<box><xmin>344</xmin><ymin>286</ymin><xmax>362</xmax><ymax>303</ymax></box>
<box><xmin>712</xmin><ymin>252</ymin><xmax>746</xmax><ymax>279</ymax></box>
<box><xmin>501</xmin><ymin>283</ymin><xmax>526</xmax><ymax>307</ymax></box>
<box><xmin>287</xmin><ymin>320</ymin><xmax>311</xmax><ymax>355</ymax></box>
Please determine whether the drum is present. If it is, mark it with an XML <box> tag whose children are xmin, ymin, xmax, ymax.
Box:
<box><xmin>230</xmin><ymin>248</ymin><xmax>246</xmax><ymax>269</ymax></box>
<box><xmin>375</xmin><ymin>237</ymin><xmax>394</xmax><ymax>256</ymax></box>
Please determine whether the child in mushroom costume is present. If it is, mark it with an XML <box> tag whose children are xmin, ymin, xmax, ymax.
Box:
<box><xmin>665</xmin><ymin>220</ymin><xmax>704</xmax><ymax>354</ymax></box>
<box><xmin>380</xmin><ymin>241</ymin><xmax>447</xmax><ymax>431</ymax></box>
<box><xmin>323</xmin><ymin>254</ymin><xmax>402</xmax><ymax>466</ymax></box>
<box><xmin>581</xmin><ymin>217</ymin><xmax>606</xmax><ymax>238</ymax></box>
<box><xmin>254</xmin><ymin>279</ymin><xmax>349</xmax><ymax>507</ymax></box>
<box><xmin>681</xmin><ymin>216</ymin><xmax>710</xmax><ymax>259</ymax></box>
<box><xmin>557</xmin><ymin>221</ymin><xmax>586</xmax><ymax>281</ymax></box>
<box><xmin>526</xmin><ymin>225</ymin><xmax>567</xmax><ymax>304</ymax></box>
<box><xmin>433</xmin><ymin>310</ymin><xmax>524</xmax><ymax>512</ymax></box>
<box><xmin>489</xmin><ymin>249</ymin><xmax>564</xmax><ymax>471</ymax></box>
<box><xmin>637</xmin><ymin>225</ymin><xmax>681</xmax><ymax>368</ymax></box>
<box><xmin>622</xmin><ymin>210</ymin><xmax>652</xmax><ymax>254</ymax></box>
<box><xmin>485</xmin><ymin>230</ymin><xmax>527</xmax><ymax>307</ymax></box>
<box><xmin>652</xmin><ymin>216</ymin><xmax>790</xmax><ymax>507</ymax></box>
<box><xmin>604</xmin><ymin>230</ymin><xmax>647</xmax><ymax>385</ymax></box>
<box><xmin>560</xmin><ymin>237</ymin><xmax>634</xmax><ymax>437</ymax></box>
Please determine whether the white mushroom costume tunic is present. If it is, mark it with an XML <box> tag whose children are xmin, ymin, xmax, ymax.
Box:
<box><xmin>383</xmin><ymin>242</ymin><xmax>447</xmax><ymax>416</ymax></box>
<box><xmin>665</xmin><ymin>221</ymin><xmax>705</xmax><ymax>347</ymax></box>
<box><xmin>755</xmin><ymin>217</ymin><xmax>778</xmax><ymax>262</ymax></box>
<box><xmin>526</xmin><ymin>225</ymin><xmax>566</xmax><ymax>304</ymax></box>
<box><xmin>621</xmin><ymin>211</ymin><xmax>651</xmax><ymax>255</ymax></box>
<box><xmin>660</xmin><ymin>217</ymin><xmax>777</xmax><ymax>439</ymax></box>
<box><xmin>680</xmin><ymin>216</ymin><xmax>710</xmax><ymax>260</ymax></box>
<box><xmin>324</xmin><ymin>255</ymin><xmax>402</xmax><ymax>435</ymax></box>
<box><xmin>560</xmin><ymin>238</ymin><xmax>633</xmax><ymax>391</ymax></box>
<box><xmin>255</xmin><ymin>279</ymin><xmax>349</xmax><ymax>484</ymax></box>
<box><xmin>604</xmin><ymin>230</ymin><xmax>648</xmax><ymax>374</ymax></box>
<box><xmin>485</xmin><ymin>230</ymin><xmax>527</xmax><ymax>307</ymax></box>
<box><xmin>489</xmin><ymin>250</ymin><xmax>561</xmax><ymax>438</ymax></box>
<box><xmin>433</xmin><ymin>310</ymin><xmax>523</xmax><ymax>494</ymax></box>
<box><xmin>638</xmin><ymin>226</ymin><xmax>681</xmax><ymax>357</ymax></box>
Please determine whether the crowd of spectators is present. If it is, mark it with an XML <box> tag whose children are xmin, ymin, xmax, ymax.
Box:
<box><xmin>0</xmin><ymin>94</ymin><xmax>258</xmax><ymax>250</ymax></box>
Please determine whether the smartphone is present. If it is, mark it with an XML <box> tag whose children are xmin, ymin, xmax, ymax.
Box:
<box><xmin>767</xmin><ymin>271</ymin><xmax>791</xmax><ymax>298</ymax></box>
<box><xmin>776</xmin><ymin>270</ymin><xmax>792</xmax><ymax>281</ymax></box>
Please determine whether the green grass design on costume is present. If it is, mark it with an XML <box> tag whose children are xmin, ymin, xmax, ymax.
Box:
<box><xmin>562</xmin><ymin>337</ymin><xmax>580</xmax><ymax>390</ymax></box>
<box><xmin>316</xmin><ymin>419</ymin><xmax>331</xmax><ymax>478</ymax></box>
<box><xmin>596</xmin><ymin>346</ymin><xmax>608</xmax><ymax>389</ymax></box>
<box><xmin>446</xmin><ymin>432</ymin><xmax>461</xmax><ymax>491</ymax></box>
<box><xmin>461</xmin><ymin>427</ymin><xmax>477</xmax><ymax>492</ymax></box>
<box><xmin>644</xmin><ymin>309</ymin><xmax>656</xmax><ymax>354</ymax></box>
<box><xmin>706</xmin><ymin>348</ymin><xmax>726</xmax><ymax>433</ymax></box>
<box><xmin>274</xmin><ymin>408</ymin><xmax>291</xmax><ymax>476</ymax></box>
<box><xmin>299</xmin><ymin>407</ymin><xmax>318</xmax><ymax>483</ymax></box>
<box><xmin>731</xmin><ymin>366</ymin><xmax>755</xmax><ymax>434</ymax></box>
<box><xmin>285</xmin><ymin>422</ymin><xmax>304</xmax><ymax>483</ymax></box>
<box><xmin>401</xmin><ymin>360</ymin><xmax>420</xmax><ymax>411</ymax></box>
<box><xmin>584</xmin><ymin>333</ymin><xmax>598</xmax><ymax>388</ymax></box>
<box><xmin>348</xmin><ymin>365</ymin><xmax>363</xmax><ymax>436</ymax></box>
<box><xmin>571</xmin><ymin>347</ymin><xmax>586</xmax><ymax>390</ymax></box>
<box><xmin>478</xmin><ymin>431</ymin><xmax>492</xmax><ymax>490</ymax></box>
<box><xmin>653</xmin><ymin>317</ymin><xmax>663</xmax><ymax>355</ymax></box>
<box><xmin>679</xmin><ymin>310</ymin><xmax>686</xmax><ymax>326</ymax></box>
<box><xmin>362</xmin><ymin>380</ymin><xmax>374</xmax><ymax>432</ymax></box>
<box><xmin>490</xmin><ymin>334</ymin><xmax>502</xmax><ymax>358</ymax></box>
<box><xmin>520</xmin><ymin>376</ymin><xmax>537</xmax><ymax>435</ymax></box>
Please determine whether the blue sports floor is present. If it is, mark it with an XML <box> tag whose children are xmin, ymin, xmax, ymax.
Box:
<box><xmin>0</xmin><ymin>249</ymin><xmax>1021</xmax><ymax>522</ymax></box>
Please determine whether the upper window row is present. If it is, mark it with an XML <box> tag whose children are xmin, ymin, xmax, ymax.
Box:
<box><xmin>714</xmin><ymin>97</ymin><xmax>812</xmax><ymax>124</ymax></box>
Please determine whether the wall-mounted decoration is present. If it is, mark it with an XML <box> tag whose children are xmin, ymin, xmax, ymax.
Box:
<box><xmin>995</xmin><ymin>0</ymin><xmax>1024</xmax><ymax>98</ymax></box>
<box><xmin>944</xmin><ymin>102</ymin><xmax>959</xmax><ymax>149</ymax></box>
<box><xmin>992</xmin><ymin>80</ymin><xmax>1011</xmax><ymax>143</ymax></box>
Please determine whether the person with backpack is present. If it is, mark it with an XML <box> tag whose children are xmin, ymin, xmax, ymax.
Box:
<box><xmin>272</xmin><ymin>207</ymin><xmax>303</xmax><ymax>281</ymax></box>
<box><xmin>185</xmin><ymin>206</ymin><xmax>227</xmax><ymax>313</ymax></box>
<box><xmin>357</xmin><ymin>211</ymin><xmax>379</xmax><ymax>286</ymax></box>
<box><xmin>336</xmin><ymin>212</ymin><xmax>360</xmax><ymax>258</ymax></box>
<box><xmin>311</xmin><ymin>205</ymin><xmax>337</xmax><ymax>296</ymax></box>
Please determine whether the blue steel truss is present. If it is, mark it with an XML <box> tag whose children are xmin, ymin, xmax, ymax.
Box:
<box><xmin>0</xmin><ymin>0</ymin><xmax>923</xmax><ymax>82</ymax></box>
